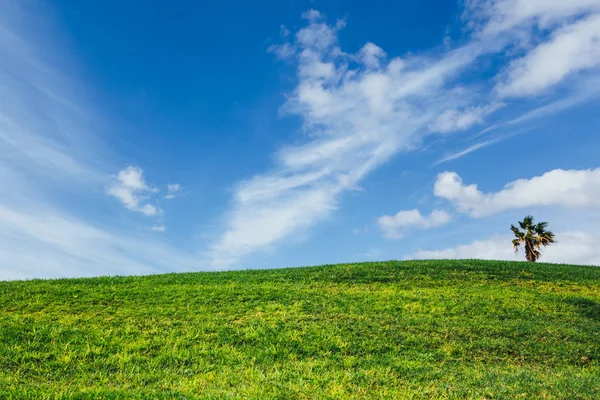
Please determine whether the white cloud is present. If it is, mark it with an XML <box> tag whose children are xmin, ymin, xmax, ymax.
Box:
<box><xmin>430</xmin><ymin>108</ymin><xmax>484</xmax><ymax>134</ymax></box>
<box><xmin>296</xmin><ymin>16</ymin><xmax>345</xmax><ymax>51</ymax></box>
<box><xmin>409</xmin><ymin>231</ymin><xmax>600</xmax><ymax>266</ymax></box>
<box><xmin>267</xmin><ymin>42</ymin><xmax>296</xmax><ymax>60</ymax></box>
<box><xmin>280</xmin><ymin>24</ymin><xmax>291</xmax><ymax>38</ymax></box>
<box><xmin>410</xmin><ymin>234</ymin><xmax>519</xmax><ymax>261</ymax></box>
<box><xmin>468</xmin><ymin>0</ymin><xmax>600</xmax><ymax>35</ymax></box>
<box><xmin>359</xmin><ymin>42</ymin><xmax>386</xmax><ymax>69</ymax></box>
<box><xmin>429</xmin><ymin>104</ymin><xmax>503</xmax><ymax>134</ymax></box>
<box><xmin>434</xmin><ymin>168</ymin><xmax>600</xmax><ymax>217</ymax></box>
<box><xmin>117</xmin><ymin>166</ymin><xmax>148</xmax><ymax>190</ymax></box>
<box><xmin>165</xmin><ymin>183</ymin><xmax>182</xmax><ymax>200</ymax></box>
<box><xmin>465</xmin><ymin>1</ymin><xmax>600</xmax><ymax>98</ymax></box>
<box><xmin>378</xmin><ymin>209</ymin><xmax>452</xmax><ymax>239</ymax></box>
<box><xmin>211</xmin><ymin>186</ymin><xmax>337</xmax><ymax>266</ymax></box>
<box><xmin>435</xmin><ymin>125</ymin><xmax>534</xmax><ymax>165</ymax></box>
<box><xmin>150</xmin><ymin>225</ymin><xmax>165</xmax><ymax>232</ymax></box>
<box><xmin>433</xmin><ymin>138</ymin><xmax>500</xmax><ymax>165</ymax></box>
<box><xmin>497</xmin><ymin>13</ymin><xmax>600</xmax><ymax>97</ymax></box>
<box><xmin>107</xmin><ymin>166</ymin><xmax>161</xmax><ymax>216</ymax></box>
<box><xmin>298</xmin><ymin>49</ymin><xmax>337</xmax><ymax>79</ymax></box>
<box><xmin>301</xmin><ymin>9</ymin><xmax>324</xmax><ymax>23</ymax></box>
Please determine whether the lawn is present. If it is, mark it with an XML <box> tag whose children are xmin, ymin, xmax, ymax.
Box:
<box><xmin>1</xmin><ymin>260</ymin><xmax>599</xmax><ymax>399</ymax></box>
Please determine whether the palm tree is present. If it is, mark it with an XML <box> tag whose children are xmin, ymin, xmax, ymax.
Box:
<box><xmin>511</xmin><ymin>215</ymin><xmax>555</xmax><ymax>262</ymax></box>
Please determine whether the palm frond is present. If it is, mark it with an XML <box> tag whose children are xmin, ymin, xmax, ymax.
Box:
<box><xmin>511</xmin><ymin>225</ymin><xmax>524</xmax><ymax>239</ymax></box>
<box><xmin>539</xmin><ymin>231</ymin><xmax>556</xmax><ymax>246</ymax></box>
<box><xmin>519</xmin><ymin>215</ymin><xmax>534</xmax><ymax>230</ymax></box>
<box><xmin>512</xmin><ymin>238</ymin><xmax>521</xmax><ymax>253</ymax></box>
<box><xmin>536</xmin><ymin>221</ymin><xmax>548</xmax><ymax>229</ymax></box>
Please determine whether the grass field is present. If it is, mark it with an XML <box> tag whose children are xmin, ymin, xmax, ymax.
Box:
<box><xmin>1</xmin><ymin>260</ymin><xmax>599</xmax><ymax>399</ymax></box>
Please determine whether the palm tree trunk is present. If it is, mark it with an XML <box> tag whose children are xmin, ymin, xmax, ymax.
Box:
<box><xmin>525</xmin><ymin>240</ymin><xmax>536</xmax><ymax>262</ymax></box>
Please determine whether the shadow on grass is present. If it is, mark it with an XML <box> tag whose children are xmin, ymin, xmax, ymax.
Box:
<box><xmin>564</xmin><ymin>296</ymin><xmax>600</xmax><ymax>320</ymax></box>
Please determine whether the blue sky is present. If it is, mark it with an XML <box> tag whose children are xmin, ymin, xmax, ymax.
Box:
<box><xmin>2</xmin><ymin>0</ymin><xmax>600</xmax><ymax>280</ymax></box>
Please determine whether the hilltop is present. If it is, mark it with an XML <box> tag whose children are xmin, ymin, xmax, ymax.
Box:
<box><xmin>1</xmin><ymin>260</ymin><xmax>599</xmax><ymax>399</ymax></box>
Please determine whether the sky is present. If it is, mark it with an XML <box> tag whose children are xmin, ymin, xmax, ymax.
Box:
<box><xmin>1</xmin><ymin>0</ymin><xmax>600</xmax><ymax>280</ymax></box>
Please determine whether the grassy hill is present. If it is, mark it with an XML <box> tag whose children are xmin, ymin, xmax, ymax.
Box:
<box><xmin>1</xmin><ymin>260</ymin><xmax>599</xmax><ymax>399</ymax></box>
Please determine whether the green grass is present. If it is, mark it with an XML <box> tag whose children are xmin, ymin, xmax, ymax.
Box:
<box><xmin>1</xmin><ymin>260</ymin><xmax>599</xmax><ymax>399</ymax></box>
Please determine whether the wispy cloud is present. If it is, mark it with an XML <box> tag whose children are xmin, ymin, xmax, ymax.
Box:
<box><xmin>211</xmin><ymin>3</ymin><xmax>600</xmax><ymax>266</ymax></box>
<box><xmin>165</xmin><ymin>183</ymin><xmax>182</xmax><ymax>200</ymax></box>
<box><xmin>0</xmin><ymin>202</ymin><xmax>198</xmax><ymax>281</ymax></box>
<box><xmin>433</xmin><ymin>139</ymin><xmax>499</xmax><ymax>165</ymax></box>
<box><xmin>267</xmin><ymin>42</ymin><xmax>296</xmax><ymax>60</ymax></box>
<box><xmin>466</xmin><ymin>0</ymin><xmax>600</xmax><ymax>36</ymax></box>
<box><xmin>150</xmin><ymin>225</ymin><xmax>166</xmax><ymax>232</ymax></box>
<box><xmin>429</xmin><ymin>104</ymin><xmax>503</xmax><ymax>134</ymax></box>
<box><xmin>0</xmin><ymin>5</ymin><xmax>105</xmax><ymax>183</ymax></box>
<box><xmin>211</xmin><ymin>16</ymin><xmax>484</xmax><ymax>266</ymax></box>
<box><xmin>377</xmin><ymin>209</ymin><xmax>451</xmax><ymax>239</ymax></box>
<box><xmin>434</xmin><ymin>126</ymin><xmax>532</xmax><ymax>165</ymax></box>
<box><xmin>475</xmin><ymin>78</ymin><xmax>600</xmax><ymax>138</ymax></box>
<box><xmin>496</xmin><ymin>13</ymin><xmax>600</xmax><ymax>97</ymax></box>
<box><xmin>0</xmin><ymin>2</ymin><xmax>199</xmax><ymax>280</ymax></box>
